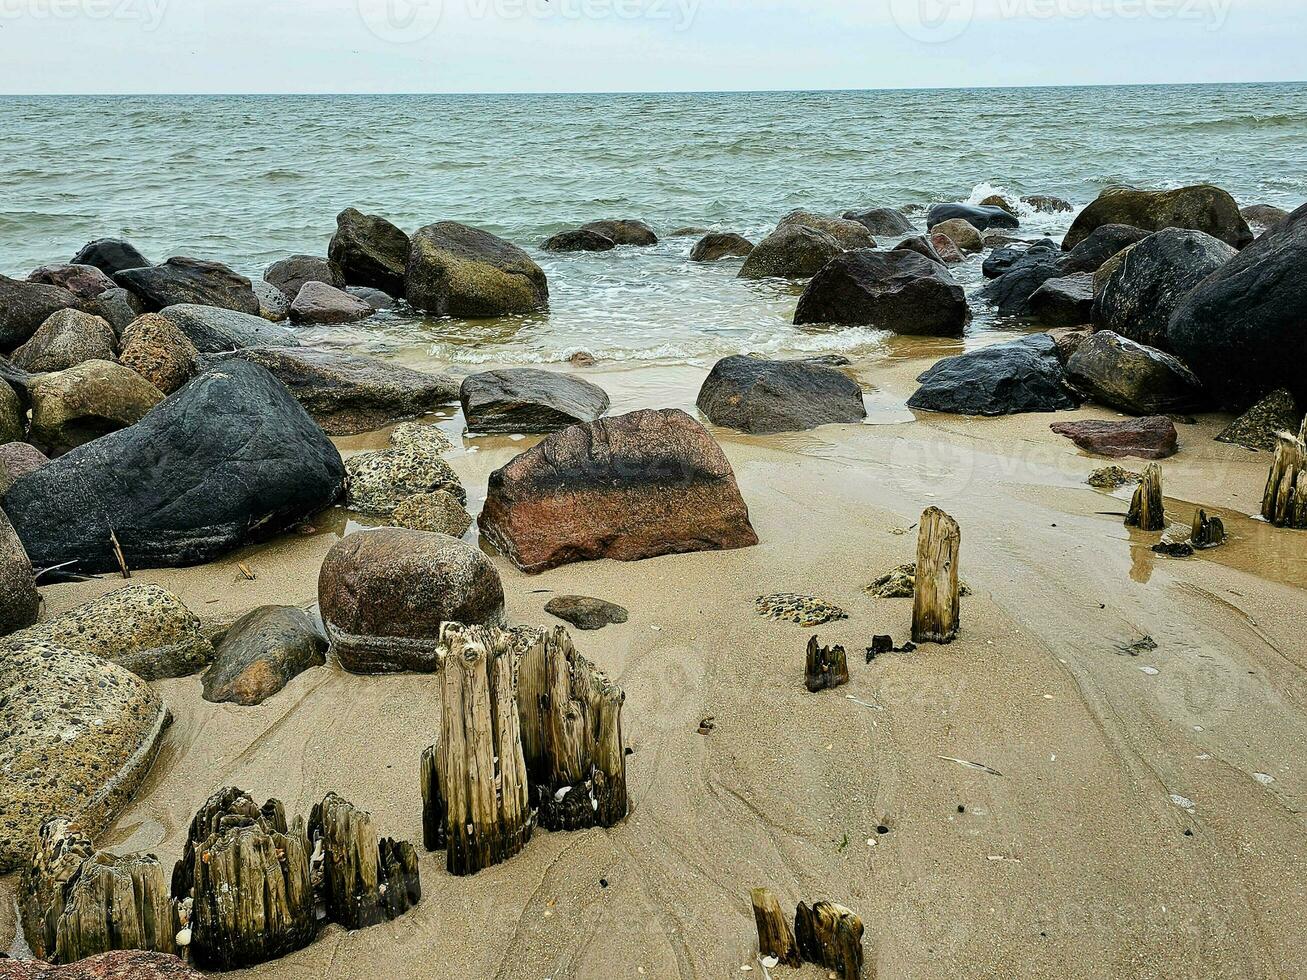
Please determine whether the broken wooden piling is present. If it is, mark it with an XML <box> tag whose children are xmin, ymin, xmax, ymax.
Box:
<box><xmin>1191</xmin><ymin>509</ymin><xmax>1226</xmax><ymax>549</ymax></box>
<box><xmin>912</xmin><ymin>506</ymin><xmax>961</xmax><ymax>644</ymax></box>
<box><xmin>308</xmin><ymin>792</ymin><xmax>420</xmax><ymax>929</ymax></box>
<box><xmin>804</xmin><ymin>635</ymin><xmax>849</xmax><ymax>692</ymax></box>
<box><xmin>1126</xmin><ymin>462</ymin><xmax>1166</xmax><ymax>531</ymax></box>
<box><xmin>751</xmin><ymin>888</ymin><xmax>800</xmax><ymax>967</ymax></box>
<box><xmin>795</xmin><ymin>901</ymin><xmax>865</xmax><ymax>980</ymax></box>
<box><xmin>419</xmin><ymin>743</ymin><xmax>447</xmax><ymax>851</ymax></box>
<box><xmin>1261</xmin><ymin>429</ymin><xmax>1307</xmax><ymax>528</ymax></box>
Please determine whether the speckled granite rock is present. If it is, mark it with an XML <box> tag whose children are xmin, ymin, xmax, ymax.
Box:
<box><xmin>117</xmin><ymin>314</ymin><xmax>200</xmax><ymax>395</ymax></box>
<box><xmin>0</xmin><ymin>380</ymin><xmax>24</xmax><ymax>445</ymax></box>
<box><xmin>390</xmin><ymin>490</ymin><xmax>472</xmax><ymax>537</ymax></box>
<box><xmin>1087</xmin><ymin>465</ymin><xmax>1141</xmax><ymax>489</ymax></box>
<box><xmin>544</xmin><ymin>595</ymin><xmax>629</xmax><ymax>631</ymax></box>
<box><xmin>0</xmin><ymin>642</ymin><xmax>170</xmax><ymax>872</ymax></box>
<box><xmin>868</xmin><ymin>562</ymin><xmax>973</xmax><ymax>598</ymax></box>
<box><xmin>0</xmin><ymin>507</ymin><xmax>39</xmax><ymax>635</ymax></box>
<box><xmin>202</xmin><ymin>605</ymin><xmax>327</xmax><ymax>706</ymax></box>
<box><xmin>6</xmin><ymin>584</ymin><xmax>214</xmax><ymax>680</ymax></box>
<box><xmin>344</xmin><ymin>446</ymin><xmax>465</xmax><ymax>515</ymax></box>
<box><xmin>10</xmin><ymin>309</ymin><xmax>117</xmax><ymax>374</ymax></box>
<box><xmin>388</xmin><ymin>420</ymin><xmax>453</xmax><ymax>454</ymax></box>
<box><xmin>252</xmin><ymin>280</ymin><xmax>290</xmax><ymax>322</ymax></box>
<box><xmin>1215</xmin><ymin>388</ymin><xmax>1301</xmax><ymax>452</ymax></box>
<box><xmin>0</xmin><ymin>951</ymin><xmax>202</xmax><ymax>979</ymax></box>
<box><xmin>755</xmin><ymin>593</ymin><xmax>847</xmax><ymax>627</ymax></box>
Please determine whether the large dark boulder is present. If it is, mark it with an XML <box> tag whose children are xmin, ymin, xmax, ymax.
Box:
<box><xmin>213</xmin><ymin>346</ymin><xmax>458</xmax><ymax>434</ymax></box>
<box><xmin>1065</xmin><ymin>330</ymin><xmax>1204</xmax><ymax>416</ymax></box>
<box><xmin>1092</xmin><ymin>228</ymin><xmax>1236</xmax><ymax>350</ymax></box>
<box><xmin>70</xmin><ymin>238</ymin><xmax>152</xmax><ymax>276</ymax></box>
<box><xmin>907</xmin><ymin>334</ymin><xmax>1078</xmax><ymax>416</ymax></box>
<box><xmin>690</xmin><ymin>232</ymin><xmax>754</xmax><ymax>262</ymax></box>
<box><xmin>328</xmin><ymin>207</ymin><xmax>411</xmax><ymax>296</ymax></box>
<box><xmin>0</xmin><ymin>275</ymin><xmax>86</xmax><ymax>350</ymax></box>
<box><xmin>1029</xmin><ymin>274</ymin><xmax>1094</xmax><ymax>328</ymax></box>
<box><xmin>1059</xmin><ymin>224</ymin><xmax>1151</xmax><ymax>274</ymax></box>
<box><xmin>3</xmin><ymin>361</ymin><xmax>345</xmax><ymax>573</ymax></box>
<box><xmin>793</xmin><ymin>249</ymin><xmax>968</xmax><ymax>335</ymax></box>
<box><xmin>406</xmin><ymin>222</ymin><xmax>548</xmax><ymax>316</ymax></box>
<box><xmin>737</xmin><ymin>225</ymin><xmax>841</xmax><ymax>280</ymax></box>
<box><xmin>157</xmin><ymin>304</ymin><xmax>300</xmax><ymax>352</ymax></box>
<box><xmin>983</xmin><ymin>241</ymin><xmax>1058</xmax><ymax>279</ymax></box>
<box><xmin>114</xmin><ymin>257</ymin><xmax>261</xmax><ymax>315</ymax></box>
<box><xmin>460</xmin><ymin>368</ymin><xmax>610</xmax><ymax>434</ymax></box>
<box><xmin>1168</xmin><ymin>203</ymin><xmax>1307</xmax><ymax>406</ymax></box>
<box><xmin>926</xmin><ymin>203</ymin><xmax>1020</xmax><ymax>231</ymax></box>
<box><xmin>696</xmin><ymin>355</ymin><xmax>866</xmax><ymax>433</ymax></box>
<box><xmin>1063</xmin><ymin>185</ymin><xmax>1252</xmax><ymax>252</ymax></box>
<box><xmin>263</xmin><ymin>254</ymin><xmax>346</xmax><ymax>302</ymax></box>
<box><xmin>542</xmin><ymin>229</ymin><xmax>616</xmax><ymax>252</ymax></box>
<box><xmin>479</xmin><ymin>408</ymin><xmax>758</xmax><ymax>573</ymax></box>
<box><xmin>843</xmin><ymin>206</ymin><xmax>914</xmax><ymax>237</ymax></box>
<box><xmin>579</xmin><ymin>219</ymin><xmax>658</xmax><ymax>246</ymax></box>
<box><xmin>977</xmin><ymin>251</ymin><xmax>1065</xmax><ymax>317</ymax></box>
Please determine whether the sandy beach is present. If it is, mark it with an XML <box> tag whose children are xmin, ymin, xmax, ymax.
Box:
<box><xmin>4</xmin><ymin>344</ymin><xmax>1302</xmax><ymax>979</ymax></box>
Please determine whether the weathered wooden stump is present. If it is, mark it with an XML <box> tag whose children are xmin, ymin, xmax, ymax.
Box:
<box><xmin>419</xmin><ymin>743</ymin><xmax>447</xmax><ymax>851</ymax></box>
<box><xmin>750</xmin><ymin>888</ymin><xmax>800</xmax><ymax>967</ymax></box>
<box><xmin>912</xmin><ymin>506</ymin><xmax>961</xmax><ymax>644</ymax></box>
<box><xmin>517</xmin><ymin>625</ymin><xmax>629</xmax><ymax>831</ymax></box>
<box><xmin>1125</xmin><ymin>462</ymin><xmax>1166</xmax><ymax>531</ymax></box>
<box><xmin>1261</xmin><ymin>430</ymin><xmax>1307</xmax><ymax>528</ymax></box>
<box><xmin>1191</xmin><ymin>509</ymin><xmax>1226</xmax><ymax>549</ymax></box>
<box><xmin>308</xmin><ymin>792</ymin><xmax>420</xmax><ymax>929</ymax></box>
<box><xmin>804</xmin><ymin>635</ymin><xmax>850</xmax><ymax>692</ymax></box>
<box><xmin>436</xmin><ymin>623</ymin><xmax>534</xmax><ymax>875</ymax></box>
<box><xmin>21</xmin><ymin>818</ymin><xmax>96</xmax><ymax>960</ymax></box>
<box><xmin>795</xmin><ymin>901</ymin><xmax>865</xmax><ymax>980</ymax></box>
<box><xmin>53</xmin><ymin>852</ymin><xmax>177</xmax><ymax>964</ymax></box>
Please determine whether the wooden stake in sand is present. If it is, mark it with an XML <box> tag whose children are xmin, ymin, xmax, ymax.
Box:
<box><xmin>419</xmin><ymin>744</ymin><xmax>447</xmax><ymax>851</ymax></box>
<box><xmin>795</xmin><ymin>901</ymin><xmax>865</xmax><ymax>980</ymax></box>
<box><xmin>1261</xmin><ymin>429</ymin><xmax>1307</xmax><ymax>529</ymax></box>
<box><xmin>1190</xmin><ymin>509</ymin><xmax>1226</xmax><ymax>549</ymax></box>
<box><xmin>436</xmin><ymin>624</ymin><xmax>534</xmax><ymax>876</ymax></box>
<box><xmin>804</xmin><ymin>635</ymin><xmax>850</xmax><ymax>692</ymax></box>
<box><xmin>308</xmin><ymin>793</ymin><xmax>421</xmax><ymax>929</ymax></box>
<box><xmin>911</xmin><ymin>506</ymin><xmax>961</xmax><ymax>644</ymax></box>
<box><xmin>1125</xmin><ymin>462</ymin><xmax>1166</xmax><ymax>531</ymax></box>
<box><xmin>750</xmin><ymin>888</ymin><xmax>800</xmax><ymax>967</ymax></box>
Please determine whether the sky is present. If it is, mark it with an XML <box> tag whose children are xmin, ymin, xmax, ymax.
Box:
<box><xmin>0</xmin><ymin>0</ymin><xmax>1302</xmax><ymax>93</ymax></box>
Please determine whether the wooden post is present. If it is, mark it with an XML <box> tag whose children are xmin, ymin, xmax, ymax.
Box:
<box><xmin>750</xmin><ymin>888</ymin><xmax>800</xmax><ymax>967</ymax></box>
<box><xmin>53</xmin><ymin>852</ymin><xmax>177</xmax><ymax>964</ymax></box>
<box><xmin>1126</xmin><ymin>462</ymin><xmax>1166</xmax><ymax>531</ymax></box>
<box><xmin>1191</xmin><ymin>509</ymin><xmax>1226</xmax><ymax>549</ymax></box>
<box><xmin>436</xmin><ymin>623</ymin><xmax>534</xmax><ymax>876</ymax></box>
<box><xmin>420</xmin><ymin>743</ymin><xmax>447</xmax><ymax>851</ymax></box>
<box><xmin>912</xmin><ymin>506</ymin><xmax>961</xmax><ymax>644</ymax></box>
<box><xmin>21</xmin><ymin>818</ymin><xmax>96</xmax><ymax>960</ymax></box>
<box><xmin>804</xmin><ymin>636</ymin><xmax>849</xmax><ymax>692</ymax></box>
<box><xmin>1261</xmin><ymin>431</ymin><xmax>1307</xmax><ymax>528</ymax></box>
<box><xmin>308</xmin><ymin>792</ymin><xmax>420</xmax><ymax>929</ymax></box>
<box><xmin>795</xmin><ymin>901</ymin><xmax>865</xmax><ymax>980</ymax></box>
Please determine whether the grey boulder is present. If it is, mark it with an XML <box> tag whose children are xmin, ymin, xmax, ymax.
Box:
<box><xmin>696</xmin><ymin>354</ymin><xmax>866</xmax><ymax>433</ymax></box>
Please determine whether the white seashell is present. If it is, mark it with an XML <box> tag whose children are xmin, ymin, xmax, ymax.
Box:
<box><xmin>176</xmin><ymin>926</ymin><xmax>192</xmax><ymax>946</ymax></box>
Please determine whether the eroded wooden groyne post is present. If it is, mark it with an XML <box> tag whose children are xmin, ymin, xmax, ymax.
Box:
<box><xmin>795</xmin><ymin>901</ymin><xmax>865</xmax><ymax>980</ymax></box>
<box><xmin>1126</xmin><ymin>462</ymin><xmax>1166</xmax><ymax>531</ymax></box>
<box><xmin>309</xmin><ymin>792</ymin><xmax>421</xmax><ymax>928</ymax></box>
<box><xmin>912</xmin><ymin>506</ymin><xmax>961</xmax><ymax>644</ymax></box>
<box><xmin>804</xmin><ymin>635</ymin><xmax>849</xmax><ymax>692</ymax></box>
<box><xmin>751</xmin><ymin>887</ymin><xmax>800</xmax><ymax>967</ymax></box>
<box><xmin>1261</xmin><ymin>425</ymin><xmax>1307</xmax><ymax>528</ymax></box>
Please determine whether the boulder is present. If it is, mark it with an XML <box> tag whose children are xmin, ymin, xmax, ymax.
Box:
<box><xmin>695</xmin><ymin>355</ymin><xmax>866</xmax><ymax>433</ymax></box>
<box><xmin>1063</xmin><ymin>185</ymin><xmax>1252</xmax><ymax>252</ymax></box>
<box><xmin>1168</xmin><ymin>203</ymin><xmax>1307</xmax><ymax>405</ymax></box>
<box><xmin>4</xmin><ymin>361</ymin><xmax>345</xmax><ymax>573</ymax></box>
<box><xmin>0</xmin><ymin>507</ymin><xmax>39</xmax><ymax>634</ymax></box>
<box><xmin>907</xmin><ymin>333</ymin><xmax>1078</xmax><ymax>416</ymax></box>
<box><xmin>70</xmin><ymin>238</ymin><xmax>152</xmax><ymax>276</ymax></box>
<box><xmin>328</xmin><ymin>207</ymin><xmax>411</xmax><ymax>296</ymax></box>
<box><xmin>28</xmin><ymin>360</ymin><xmax>164</xmax><ymax>456</ymax></box>
<box><xmin>1028</xmin><ymin>274</ymin><xmax>1094</xmax><ymax>327</ymax></box>
<box><xmin>0</xmin><ymin>642</ymin><xmax>169</xmax><ymax>872</ymax></box>
<box><xmin>1240</xmin><ymin>204</ymin><xmax>1289</xmax><ymax>230</ymax></box>
<box><xmin>263</xmin><ymin>254</ymin><xmax>345</xmax><ymax>302</ymax></box>
<box><xmin>926</xmin><ymin>203</ymin><xmax>1020</xmax><ymax>231</ymax></box>
<box><xmin>793</xmin><ymin>249</ymin><xmax>969</xmax><ymax>336</ymax></box>
<box><xmin>252</xmin><ymin>280</ymin><xmax>290</xmax><ymax>322</ymax></box>
<box><xmin>460</xmin><ymin>368</ymin><xmax>610</xmax><ymax>434</ymax></box>
<box><xmin>1092</xmin><ymin>228</ymin><xmax>1237</xmax><ymax>350</ymax></box>
<box><xmin>347</xmin><ymin>286</ymin><xmax>396</xmax><ymax>310</ymax></box>
<box><xmin>978</xmin><ymin>251</ymin><xmax>1065</xmax><ymax>317</ymax></box>
<box><xmin>1049</xmin><ymin>416</ymin><xmax>1179</xmax><ymax>460</ymax></box>
<box><xmin>544</xmin><ymin>595</ymin><xmax>629</xmax><ymax>631</ymax></box>
<box><xmin>893</xmin><ymin>235</ymin><xmax>946</xmax><ymax>265</ymax></box>
<box><xmin>113</xmin><ymin>257</ymin><xmax>261</xmax><ymax>315</ymax></box>
<box><xmin>928</xmin><ymin>233</ymin><xmax>965</xmax><ymax>264</ymax></box>
<box><xmin>117</xmin><ymin>314</ymin><xmax>200</xmax><ymax>394</ymax></box>
<box><xmin>0</xmin><ymin>442</ymin><xmax>48</xmax><ymax>495</ymax></box>
<box><xmin>930</xmin><ymin>218</ymin><xmax>983</xmax><ymax>253</ymax></box>
<box><xmin>778</xmin><ymin>211</ymin><xmax>875</xmax><ymax>249</ymax></box>
<box><xmin>479</xmin><ymin>408</ymin><xmax>758</xmax><ymax>573</ymax></box>
<box><xmin>7</xmin><ymin>584</ymin><xmax>213</xmax><ymax>680</ymax></box>
<box><xmin>157</xmin><ymin>303</ymin><xmax>300</xmax><ymax>352</ymax></box>
<box><xmin>389</xmin><ymin>420</ymin><xmax>453</xmax><ymax>453</ymax></box>
<box><xmin>93</xmin><ymin>287</ymin><xmax>144</xmax><ymax>334</ymax></box>
<box><xmin>542</xmin><ymin>229</ymin><xmax>616</xmax><ymax>252</ymax></box>
<box><xmin>1092</xmin><ymin>245</ymin><xmax>1136</xmax><ymax>296</ymax></box>
<box><xmin>213</xmin><ymin>346</ymin><xmax>458</xmax><ymax>435</ymax></box>
<box><xmin>344</xmin><ymin>445</ymin><xmax>464</xmax><ymax>515</ymax></box>
<box><xmin>843</xmin><ymin>206</ymin><xmax>914</xmax><ymax>237</ymax></box>
<box><xmin>288</xmin><ymin>280</ymin><xmax>375</xmax><ymax>325</ymax></box>
<box><xmin>390</xmin><ymin>489</ymin><xmax>472</xmax><ymax>537</ymax></box>
<box><xmin>406</xmin><ymin>222</ymin><xmax>549</xmax><ymax>317</ymax></box>
<box><xmin>1065</xmin><ymin>330</ymin><xmax>1204</xmax><ymax>415</ymax></box>
<box><xmin>0</xmin><ymin>951</ymin><xmax>203</xmax><ymax>979</ymax></box>
<box><xmin>11</xmin><ymin>309</ymin><xmax>117</xmax><ymax>373</ymax></box>
<box><xmin>318</xmin><ymin>528</ymin><xmax>505</xmax><ymax>673</ymax></box>
<box><xmin>1047</xmin><ymin>325</ymin><xmax>1092</xmax><ymax>364</ymax></box>
<box><xmin>0</xmin><ymin>275</ymin><xmax>86</xmax><ymax>350</ymax></box>
<box><xmin>1022</xmin><ymin>194</ymin><xmax>1073</xmax><ymax>213</ymax></box>
<box><xmin>690</xmin><ymin>232</ymin><xmax>754</xmax><ymax>262</ymax></box>
<box><xmin>27</xmin><ymin>264</ymin><xmax>117</xmax><ymax>300</ymax></box>
<box><xmin>1060</xmin><ymin>224</ymin><xmax>1151</xmax><ymax>274</ymax></box>
<box><xmin>983</xmin><ymin>241</ymin><xmax>1058</xmax><ymax>279</ymax></box>
<box><xmin>980</xmin><ymin>193</ymin><xmax>1019</xmax><ymax>216</ymax></box>
<box><xmin>0</xmin><ymin>381</ymin><xmax>22</xmax><ymax>445</ymax></box>
<box><xmin>578</xmin><ymin>219</ymin><xmax>658</xmax><ymax>246</ymax></box>
<box><xmin>669</xmin><ymin>226</ymin><xmax>713</xmax><ymax>237</ymax></box>
<box><xmin>202</xmin><ymin>605</ymin><xmax>327</xmax><ymax>705</ymax></box>
<box><xmin>738</xmin><ymin>225</ymin><xmax>841</xmax><ymax>280</ymax></box>
<box><xmin>1215</xmin><ymin>389</ymin><xmax>1300</xmax><ymax>452</ymax></box>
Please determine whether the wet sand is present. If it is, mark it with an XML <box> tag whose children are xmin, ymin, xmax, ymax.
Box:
<box><xmin>4</xmin><ymin>348</ymin><xmax>1306</xmax><ymax>979</ymax></box>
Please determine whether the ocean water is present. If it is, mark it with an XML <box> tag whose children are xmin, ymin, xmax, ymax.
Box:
<box><xmin>1</xmin><ymin>83</ymin><xmax>1304</xmax><ymax>369</ymax></box>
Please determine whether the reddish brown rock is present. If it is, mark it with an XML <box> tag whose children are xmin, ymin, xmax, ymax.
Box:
<box><xmin>0</xmin><ymin>952</ymin><xmax>203</xmax><ymax>979</ymax></box>
<box><xmin>929</xmin><ymin>232</ymin><xmax>965</xmax><ymax>264</ymax></box>
<box><xmin>478</xmin><ymin>408</ymin><xmax>758</xmax><ymax>573</ymax></box>
<box><xmin>26</xmin><ymin>264</ymin><xmax>117</xmax><ymax>301</ymax></box>
<box><xmin>1050</xmin><ymin>416</ymin><xmax>1179</xmax><ymax>460</ymax></box>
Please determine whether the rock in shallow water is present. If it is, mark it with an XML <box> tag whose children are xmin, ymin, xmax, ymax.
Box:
<box><xmin>696</xmin><ymin>354</ymin><xmax>866</xmax><ymax>433</ymax></box>
<box><xmin>542</xmin><ymin>228</ymin><xmax>616</xmax><ymax>252</ymax></box>
<box><xmin>843</xmin><ymin>206</ymin><xmax>914</xmax><ymax>237</ymax></box>
<box><xmin>390</xmin><ymin>489</ymin><xmax>471</xmax><ymax>536</ymax></box>
<box><xmin>779</xmin><ymin>210</ymin><xmax>875</xmax><ymax>249</ymax></box>
<box><xmin>114</xmin><ymin>257</ymin><xmax>260</xmax><ymax>315</ymax></box>
<box><xmin>1059</xmin><ymin>223</ymin><xmax>1150</xmax><ymax>274</ymax></box>
<box><xmin>202</xmin><ymin>605</ymin><xmax>327</xmax><ymax>705</ymax></box>
<box><xmin>579</xmin><ymin>218</ymin><xmax>658</xmax><ymax>246</ymax></box>
<box><xmin>907</xmin><ymin>333</ymin><xmax>1079</xmax><ymax>416</ymax></box>
<box><xmin>927</xmin><ymin>202</ymin><xmax>1019</xmax><ymax>231</ymax></box>
<box><xmin>157</xmin><ymin>303</ymin><xmax>300</xmax><ymax>352</ymax></box>
<box><xmin>4</xmin><ymin>361</ymin><xmax>345</xmax><ymax>574</ymax></box>
<box><xmin>263</xmin><ymin>254</ymin><xmax>345</xmax><ymax>302</ymax></box>
<box><xmin>288</xmin><ymin>280</ymin><xmax>375</xmax><ymax>325</ymax></box>
<box><xmin>930</xmin><ymin>218</ymin><xmax>983</xmax><ymax>253</ymax></box>
<box><xmin>544</xmin><ymin>595</ymin><xmax>630</xmax><ymax>630</ymax></box>
<box><xmin>737</xmin><ymin>225</ymin><xmax>841</xmax><ymax>280</ymax></box>
<box><xmin>1050</xmin><ymin>416</ymin><xmax>1179</xmax><ymax>460</ymax></box>
<box><xmin>318</xmin><ymin>528</ymin><xmax>504</xmax><ymax>673</ymax></box>
<box><xmin>1029</xmin><ymin>273</ymin><xmax>1094</xmax><ymax>327</ymax></box>
<box><xmin>345</xmin><ymin>445</ymin><xmax>464</xmax><ymax>515</ymax></box>
<box><xmin>794</xmin><ymin>249</ymin><xmax>968</xmax><ymax>335</ymax></box>
<box><xmin>1065</xmin><ymin>184</ymin><xmax>1253</xmax><ymax>251</ymax></box>
<box><xmin>689</xmin><ymin>232</ymin><xmax>753</xmax><ymax>262</ymax></box>
<box><xmin>1066</xmin><ymin>330</ymin><xmax>1204</xmax><ymax>416</ymax></box>
<box><xmin>405</xmin><ymin>222</ymin><xmax>548</xmax><ymax>317</ymax></box>
<box><xmin>479</xmin><ymin>408</ymin><xmax>758</xmax><ymax>573</ymax></box>
<box><xmin>329</xmin><ymin>207</ymin><xmax>411</xmax><ymax>296</ymax></box>
<box><xmin>460</xmin><ymin>367</ymin><xmax>610</xmax><ymax>434</ymax></box>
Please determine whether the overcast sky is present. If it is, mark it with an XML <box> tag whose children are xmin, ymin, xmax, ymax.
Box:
<box><xmin>0</xmin><ymin>0</ymin><xmax>1301</xmax><ymax>93</ymax></box>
